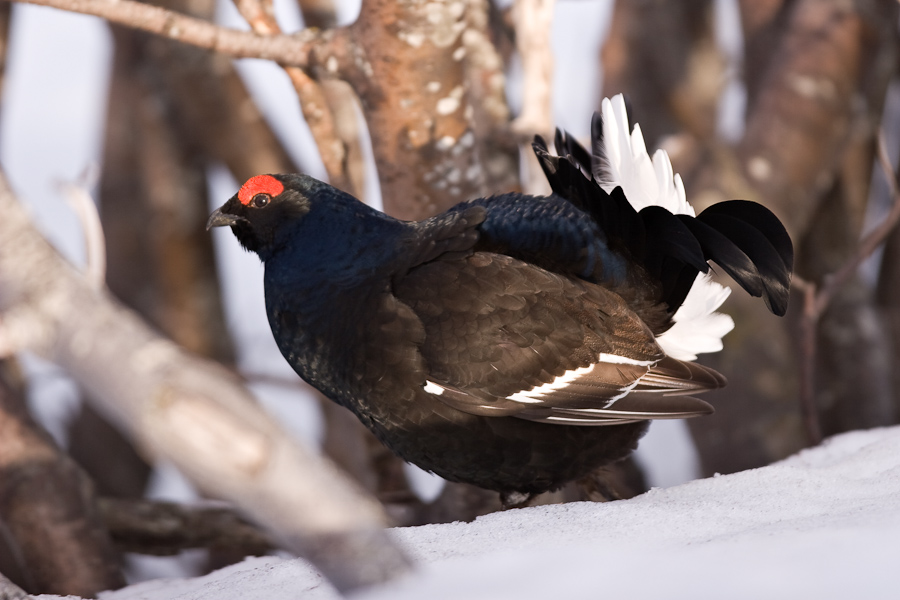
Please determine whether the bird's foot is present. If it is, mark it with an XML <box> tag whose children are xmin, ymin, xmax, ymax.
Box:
<box><xmin>499</xmin><ymin>490</ymin><xmax>536</xmax><ymax>510</ymax></box>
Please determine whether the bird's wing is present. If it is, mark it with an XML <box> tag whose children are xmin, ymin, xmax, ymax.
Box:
<box><xmin>394</xmin><ymin>252</ymin><xmax>724</xmax><ymax>426</ymax></box>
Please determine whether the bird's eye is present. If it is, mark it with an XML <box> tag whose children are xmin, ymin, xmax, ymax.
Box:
<box><xmin>250</xmin><ymin>193</ymin><xmax>270</xmax><ymax>208</ymax></box>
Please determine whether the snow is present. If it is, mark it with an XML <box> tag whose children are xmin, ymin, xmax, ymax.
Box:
<box><xmin>33</xmin><ymin>425</ymin><xmax>900</xmax><ymax>600</ymax></box>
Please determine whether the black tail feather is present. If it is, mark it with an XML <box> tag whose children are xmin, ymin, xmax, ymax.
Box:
<box><xmin>695</xmin><ymin>208</ymin><xmax>792</xmax><ymax>316</ymax></box>
<box><xmin>533</xmin><ymin>135</ymin><xmax>594</xmax><ymax>214</ymax></box>
<box><xmin>533</xmin><ymin>123</ymin><xmax>793</xmax><ymax>317</ymax></box>
<box><xmin>553</xmin><ymin>129</ymin><xmax>593</xmax><ymax>178</ymax></box>
<box><xmin>639</xmin><ymin>206</ymin><xmax>709</xmax><ymax>309</ymax></box>
<box><xmin>590</xmin><ymin>112</ymin><xmax>611</xmax><ymax>183</ymax></box>
<box><xmin>698</xmin><ymin>200</ymin><xmax>793</xmax><ymax>275</ymax></box>
<box><xmin>678</xmin><ymin>215</ymin><xmax>766</xmax><ymax>299</ymax></box>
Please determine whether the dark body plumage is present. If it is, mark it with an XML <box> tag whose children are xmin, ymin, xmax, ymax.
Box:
<box><xmin>208</xmin><ymin>121</ymin><xmax>792</xmax><ymax>495</ymax></box>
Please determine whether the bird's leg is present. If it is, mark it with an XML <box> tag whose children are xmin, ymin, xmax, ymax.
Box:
<box><xmin>499</xmin><ymin>490</ymin><xmax>536</xmax><ymax>510</ymax></box>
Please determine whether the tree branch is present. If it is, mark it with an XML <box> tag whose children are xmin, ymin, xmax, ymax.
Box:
<box><xmin>3</xmin><ymin>0</ymin><xmax>321</xmax><ymax>66</ymax></box>
<box><xmin>794</xmin><ymin>130</ymin><xmax>900</xmax><ymax>445</ymax></box>
<box><xmin>0</xmin><ymin>170</ymin><xmax>410</xmax><ymax>593</ymax></box>
<box><xmin>231</xmin><ymin>0</ymin><xmax>356</xmax><ymax>194</ymax></box>
<box><xmin>815</xmin><ymin>133</ymin><xmax>900</xmax><ymax>314</ymax></box>
<box><xmin>57</xmin><ymin>167</ymin><xmax>105</xmax><ymax>292</ymax></box>
<box><xmin>99</xmin><ymin>498</ymin><xmax>273</xmax><ymax>557</ymax></box>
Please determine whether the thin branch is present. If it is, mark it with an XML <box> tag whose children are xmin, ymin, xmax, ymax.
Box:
<box><xmin>3</xmin><ymin>0</ymin><xmax>320</xmax><ymax>66</ymax></box>
<box><xmin>57</xmin><ymin>166</ymin><xmax>105</xmax><ymax>291</ymax></box>
<box><xmin>815</xmin><ymin>132</ymin><xmax>900</xmax><ymax>314</ymax></box>
<box><xmin>793</xmin><ymin>275</ymin><xmax>823</xmax><ymax>445</ymax></box>
<box><xmin>794</xmin><ymin>130</ymin><xmax>900</xmax><ymax>446</ymax></box>
<box><xmin>231</xmin><ymin>0</ymin><xmax>355</xmax><ymax>194</ymax></box>
<box><xmin>283</xmin><ymin>68</ymin><xmax>354</xmax><ymax>192</ymax></box>
<box><xmin>99</xmin><ymin>498</ymin><xmax>273</xmax><ymax>556</ymax></box>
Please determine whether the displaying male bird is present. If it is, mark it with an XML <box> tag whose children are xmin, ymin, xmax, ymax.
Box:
<box><xmin>207</xmin><ymin>95</ymin><xmax>792</xmax><ymax>502</ymax></box>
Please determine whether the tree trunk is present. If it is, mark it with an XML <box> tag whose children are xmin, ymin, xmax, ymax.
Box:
<box><xmin>688</xmin><ymin>0</ymin><xmax>899</xmax><ymax>473</ymax></box>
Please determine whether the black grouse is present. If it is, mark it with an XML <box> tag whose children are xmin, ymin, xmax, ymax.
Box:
<box><xmin>207</xmin><ymin>95</ymin><xmax>792</xmax><ymax>499</ymax></box>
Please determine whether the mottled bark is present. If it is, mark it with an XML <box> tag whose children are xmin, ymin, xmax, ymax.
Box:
<box><xmin>724</xmin><ymin>0</ymin><xmax>889</xmax><ymax>230</ymax></box>
<box><xmin>461</xmin><ymin>0</ymin><xmax>518</xmax><ymax>195</ymax></box>
<box><xmin>336</xmin><ymin>0</ymin><xmax>515</xmax><ymax>219</ymax></box>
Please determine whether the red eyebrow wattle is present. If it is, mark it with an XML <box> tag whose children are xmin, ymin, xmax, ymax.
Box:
<box><xmin>238</xmin><ymin>175</ymin><xmax>284</xmax><ymax>205</ymax></box>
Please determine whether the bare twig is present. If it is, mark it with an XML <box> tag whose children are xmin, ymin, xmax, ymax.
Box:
<box><xmin>794</xmin><ymin>130</ymin><xmax>900</xmax><ymax>446</ymax></box>
<box><xmin>816</xmin><ymin>133</ymin><xmax>900</xmax><ymax>313</ymax></box>
<box><xmin>793</xmin><ymin>275</ymin><xmax>823</xmax><ymax>445</ymax></box>
<box><xmin>57</xmin><ymin>166</ymin><xmax>105</xmax><ymax>291</ymax></box>
<box><xmin>231</xmin><ymin>0</ymin><xmax>355</xmax><ymax>194</ymax></box>
<box><xmin>283</xmin><ymin>68</ymin><xmax>354</xmax><ymax>193</ymax></box>
<box><xmin>233</xmin><ymin>0</ymin><xmax>279</xmax><ymax>33</ymax></box>
<box><xmin>3</xmin><ymin>0</ymin><xmax>322</xmax><ymax>66</ymax></box>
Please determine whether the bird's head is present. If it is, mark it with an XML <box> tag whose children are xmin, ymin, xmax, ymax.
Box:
<box><xmin>207</xmin><ymin>173</ymin><xmax>325</xmax><ymax>258</ymax></box>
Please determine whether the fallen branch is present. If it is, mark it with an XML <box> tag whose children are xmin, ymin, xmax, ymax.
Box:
<box><xmin>0</xmin><ymin>170</ymin><xmax>410</xmax><ymax>593</ymax></box>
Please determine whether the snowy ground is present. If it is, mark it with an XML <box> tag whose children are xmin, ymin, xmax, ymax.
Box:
<box><xmin>33</xmin><ymin>425</ymin><xmax>900</xmax><ymax>600</ymax></box>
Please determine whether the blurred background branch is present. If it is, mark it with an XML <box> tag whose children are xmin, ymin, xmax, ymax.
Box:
<box><xmin>0</xmin><ymin>170</ymin><xmax>410</xmax><ymax>593</ymax></box>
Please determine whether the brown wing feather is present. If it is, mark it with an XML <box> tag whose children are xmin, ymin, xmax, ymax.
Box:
<box><xmin>394</xmin><ymin>252</ymin><xmax>725</xmax><ymax>425</ymax></box>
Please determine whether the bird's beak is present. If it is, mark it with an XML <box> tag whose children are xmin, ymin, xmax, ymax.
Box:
<box><xmin>206</xmin><ymin>207</ymin><xmax>240</xmax><ymax>230</ymax></box>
